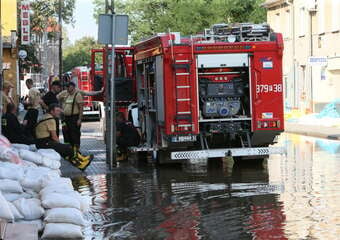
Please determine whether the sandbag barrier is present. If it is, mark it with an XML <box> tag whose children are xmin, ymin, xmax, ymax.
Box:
<box><xmin>0</xmin><ymin>135</ymin><xmax>90</xmax><ymax>239</ymax></box>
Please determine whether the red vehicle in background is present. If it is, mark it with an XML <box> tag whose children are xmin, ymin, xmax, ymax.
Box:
<box><xmin>90</xmin><ymin>47</ymin><xmax>136</xmax><ymax>119</ymax></box>
<box><xmin>71</xmin><ymin>66</ymin><xmax>102</xmax><ymax>120</ymax></box>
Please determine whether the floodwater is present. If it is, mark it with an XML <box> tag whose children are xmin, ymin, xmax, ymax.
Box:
<box><xmin>72</xmin><ymin>133</ymin><xmax>340</xmax><ymax>240</ymax></box>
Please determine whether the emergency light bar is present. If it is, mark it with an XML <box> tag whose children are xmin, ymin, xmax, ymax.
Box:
<box><xmin>197</xmin><ymin>23</ymin><xmax>272</xmax><ymax>43</ymax></box>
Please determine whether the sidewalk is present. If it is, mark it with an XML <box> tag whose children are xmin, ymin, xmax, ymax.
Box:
<box><xmin>285</xmin><ymin>121</ymin><xmax>340</xmax><ymax>140</ymax></box>
<box><xmin>60</xmin><ymin>121</ymin><xmax>110</xmax><ymax>177</ymax></box>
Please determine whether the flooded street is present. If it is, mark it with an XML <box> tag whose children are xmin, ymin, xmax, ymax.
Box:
<box><xmin>73</xmin><ymin>133</ymin><xmax>340</xmax><ymax>240</ymax></box>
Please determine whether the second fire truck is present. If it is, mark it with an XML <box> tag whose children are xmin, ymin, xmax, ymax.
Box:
<box><xmin>94</xmin><ymin>23</ymin><xmax>285</xmax><ymax>163</ymax></box>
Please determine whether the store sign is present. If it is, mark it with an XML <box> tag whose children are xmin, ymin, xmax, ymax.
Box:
<box><xmin>308</xmin><ymin>56</ymin><xmax>328</xmax><ymax>66</ymax></box>
<box><xmin>21</xmin><ymin>1</ymin><xmax>30</xmax><ymax>45</ymax></box>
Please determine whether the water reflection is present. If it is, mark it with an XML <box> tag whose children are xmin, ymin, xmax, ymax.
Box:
<box><xmin>269</xmin><ymin>134</ymin><xmax>340</xmax><ymax>240</ymax></box>
<box><xmin>72</xmin><ymin>133</ymin><xmax>340</xmax><ymax>240</ymax></box>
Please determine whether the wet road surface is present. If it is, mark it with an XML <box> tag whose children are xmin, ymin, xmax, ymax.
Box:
<box><xmin>72</xmin><ymin>133</ymin><xmax>340</xmax><ymax>240</ymax></box>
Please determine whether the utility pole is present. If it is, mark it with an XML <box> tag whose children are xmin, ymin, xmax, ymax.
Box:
<box><xmin>0</xmin><ymin>0</ymin><xmax>3</xmax><ymax>135</ymax></box>
<box><xmin>109</xmin><ymin>0</ymin><xmax>117</xmax><ymax>168</ymax></box>
<box><xmin>58</xmin><ymin>0</ymin><xmax>63</xmax><ymax>82</ymax></box>
<box><xmin>105</xmin><ymin>0</ymin><xmax>110</xmax><ymax>165</ymax></box>
<box><xmin>104</xmin><ymin>0</ymin><xmax>117</xmax><ymax>168</ymax></box>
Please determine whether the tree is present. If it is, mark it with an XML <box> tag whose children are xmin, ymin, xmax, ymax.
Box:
<box><xmin>92</xmin><ymin>0</ymin><xmax>266</xmax><ymax>42</ymax></box>
<box><xmin>63</xmin><ymin>37</ymin><xmax>103</xmax><ymax>72</ymax></box>
<box><xmin>30</xmin><ymin>0</ymin><xmax>76</xmax><ymax>39</ymax></box>
<box><xmin>17</xmin><ymin>0</ymin><xmax>76</xmax><ymax>72</ymax></box>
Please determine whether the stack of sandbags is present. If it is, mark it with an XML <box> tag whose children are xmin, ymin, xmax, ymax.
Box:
<box><xmin>40</xmin><ymin>177</ymin><xmax>88</xmax><ymax>239</ymax></box>
<box><xmin>0</xmin><ymin>135</ymin><xmax>90</xmax><ymax>238</ymax></box>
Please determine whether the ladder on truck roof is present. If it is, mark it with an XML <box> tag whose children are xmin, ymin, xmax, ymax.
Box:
<box><xmin>170</xmin><ymin>40</ymin><xmax>195</xmax><ymax>134</ymax></box>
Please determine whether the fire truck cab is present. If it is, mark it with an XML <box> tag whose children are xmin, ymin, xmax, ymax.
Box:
<box><xmin>71</xmin><ymin>66</ymin><xmax>102</xmax><ymax>120</ymax></box>
<box><xmin>130</xmin><ymin>23</ymin><xmax>285</xmax><ymax>163</ymax></box>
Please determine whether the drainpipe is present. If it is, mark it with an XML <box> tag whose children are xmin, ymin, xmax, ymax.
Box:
<box><xmin>285</xmin><ymin>0</ymin><xmax>296</xmax><ymax>108</ymax></box>
<box><xmin>309</xmin><ymin>10</ymin><xmax>313</xmax><ymax>112</ymax></box>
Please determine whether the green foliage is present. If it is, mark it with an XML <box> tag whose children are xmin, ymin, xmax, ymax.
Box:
<box><xmin>63</xmin><ymin>37</ymin><xmax>103</xmax><ymax>72</ymax></box>
<box><xmin>92</xmin><ymin>0</ymin><xmax>266</xmax><ymax>42</ymax></box>
<box><xmin>30</xmin><ymin>0</ymin><xmax>76</xmax><ymax>37</ymax></box>
<box><xmin>19</xmin><ymin>45</ymin><xmax>42</xmax><ymax>73</ymax></box>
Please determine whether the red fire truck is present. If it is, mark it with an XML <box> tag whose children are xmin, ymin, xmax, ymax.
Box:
<box><xmin>90</xmin><ymin>47</ymin><xmax>135</xmax><ymax>119</ymax></box>
<box><xmin>71</xmin><ymin>66</ymin><xmax>102</xmax><ymax>120</ymax></box>
<box><xmin>128</xmin><ymin>23</ymin><xmax>285</xmax><ymax>163</ymax></box>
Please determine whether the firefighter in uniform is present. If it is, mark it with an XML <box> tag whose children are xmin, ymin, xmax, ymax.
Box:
<box><xmin>23</xmin><ymin>79</ymin><xmax>42</xmax><ymax>138</ymax></box>
<box><xmin>2</xmin><ymin>103</ymin><xmax>35</xmax><ymax>144</ymax></box>
<box><xmin>35</xmin><ymin>103</ymin><xmax>93</xmax><ymax>171</ymax></box>
<box><xmin>57</xmin><ymin>82</ymin><xmax>104</xmax><ymax>151</ymax></box>
<box><xmin>116</xmin><ymin>112</ymin><xmax>140</xmax><ymax>160</ymax></box>
<box><xmin>57</xmin><ymin>82</ymin><xmax>83</xmax><ymax>151</ymax></box>
<box><xmin>41</xmin><ymin>81</ymin><xmax>62</xmax><ymax>136</ymax></box>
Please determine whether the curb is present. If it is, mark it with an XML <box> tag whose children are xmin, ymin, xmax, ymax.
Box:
<box><xmin>285</xmin><ymin>122</ymin><xmax>340</xmax><ymax>141</ymax></box>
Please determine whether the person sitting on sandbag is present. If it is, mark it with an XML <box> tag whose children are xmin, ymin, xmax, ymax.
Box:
<box><xmin>35</xmin><ymin>103</ymin><xmax>93</xmax><ymax>171</ymax></box>
<box><xmin>1</xmin><ymin>103</ymin><xmax>35</xmax><ymax>145</ymax></box>
<box><xmin>116</xmin><ymin>112</ymin><xmax>140</xmax><ymax>161</ymax></box>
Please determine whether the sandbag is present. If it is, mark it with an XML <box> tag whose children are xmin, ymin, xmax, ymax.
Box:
<box><xmin>18</xmin><ymin>219</ymin><xmax>44</xmax><ymax>232</ymax></box>
<box><xmin>41</xmin><ymin>177</ymin><xmax>73</xmax><ymax>189</ymax></box>
<box><xmin>42</xmin><ymin>223</ymin><xmax>83</xmax><ymax>239</ymax></box>
<box><xmin>11</xmin><ymin>144</ymin><xmax>30</xmax><ymax>150</ymax></box>
<box><xmin>3</xmin><ymin>192</ymin><xmax>32</xmax><ymax>202</ymax></box>
<box><xmin>41</xmin><ymin>157</ymin><xmax>61</xmax><ymax>170</ymax></box>
<box><xmin>42</xmin><ymin>193</ymin><xmax>81</xmax><ymax>209</ymax></box>
<box><xmin>13</xmin><ymin>198</ymin><xmax>44</xmax><ymax>220</ymax></box>
<box><xmin>29</xmin><ymin>144</ymin><xmax>37</xmax><ymax>152</ymax></box>
<box><xmin>0</xmin><ymin>162</ymin><xmax>24</xmax><ymax>181</ymax></box>
<box><xmin>44</xmin><ymin>208</ymin><xmax>85</xmax><ymax>226</ymax></box>
<box><xmin>79</xmin><ymin>195</ymin><xmax>91</xmax><ymax>213</ymax></box>
<box><xmin>18</xmin><ymin>149</ymin><xmax>43</xmax><ymax>165</ymax></box>
<box><xmin>21</xmin><ymin>167</ymin><xmax>60</xmax><ymax>192</ymax></box>
<box><xmin>0</xmin><ymin>191</ymin><xmax>14</xmax><ymax>221</ymax></box>
<box><xmin>39</xmin><ymin>183</ymin><xmax>74</xmax><ymax>197</ymax></box>
<box><xmin>24</xmin><ymin>189</ymin><xmax>39</xmax><ymax>198</ymax></box>
<box><xmin>8</xmin><ymin>202</ymin><xmax>24</xmax><ymax>220</ymax></box>
<box><xmin>0</xmin><ymin>148</ymin><xmax>22</xmax><ymax>164</ymax></box>
<box><xmin>0</xmin><ymin>179</ymin><xmax>23</xmax><ymax>193</ymax></box>
<box><xmin>37</xmin><ymin>149</ymin><xmax>61</xmax><ymax>162</ymax></box>
<box><xmin>21</xmin><ymin>160</ymin><xmax>38</xmax><ymax>168</ymax></box>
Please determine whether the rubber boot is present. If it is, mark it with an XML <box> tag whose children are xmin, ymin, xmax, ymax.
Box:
<box><xmin>65</xmin><ymin>156</ymin><xmax>82</xmax><ymax>168</ymax></box>
<box><xmin>76</xmin><ymin>153</ymin><xmax>94</xmax><ymax>171</ymax></box>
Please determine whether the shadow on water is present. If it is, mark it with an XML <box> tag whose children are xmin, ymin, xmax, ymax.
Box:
<box><xmin>72</xmin><ymin>133</ymin><xmax>340</xmax><ymax>240</ymax></box>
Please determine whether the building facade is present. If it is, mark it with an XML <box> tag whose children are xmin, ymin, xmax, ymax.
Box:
<box><xmin>264</xmin><ymin>0</ymin><xmax>340</xmax><ymax>113</ymax></box>
<box><xmin>1</xmin><ymin>0</ymin><xmax>19</xmax><ymax>103</ymax></box>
